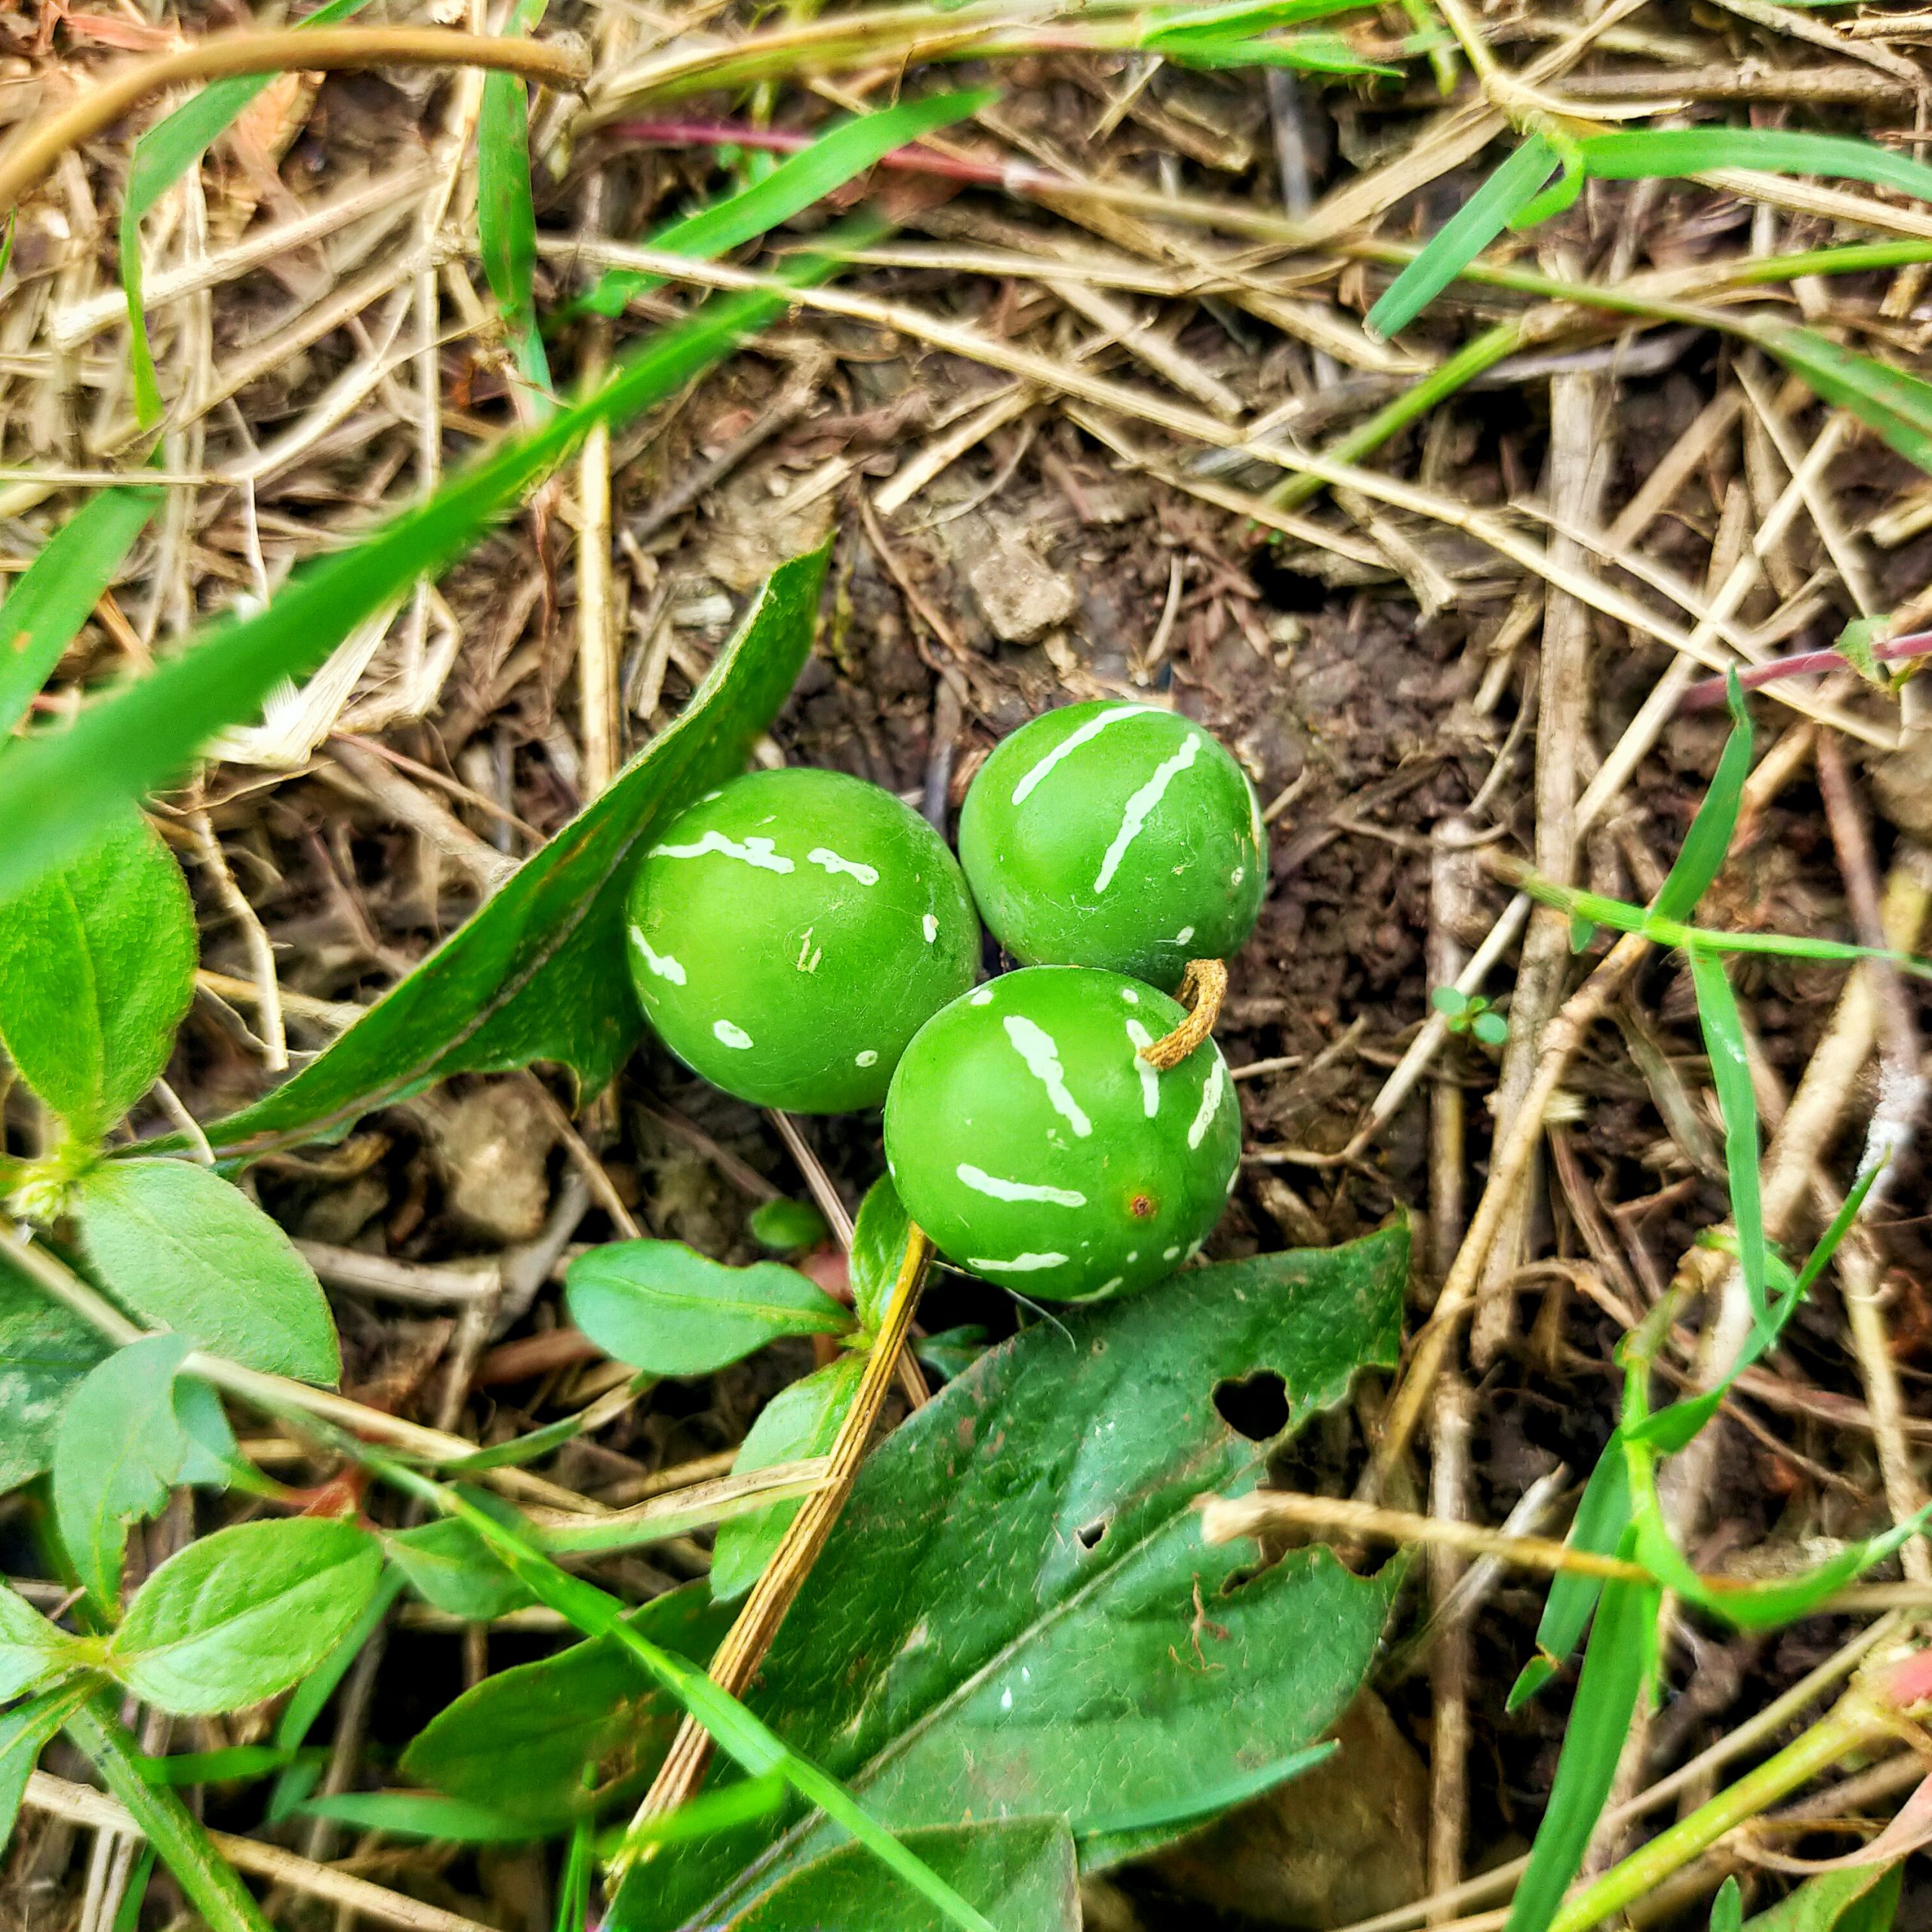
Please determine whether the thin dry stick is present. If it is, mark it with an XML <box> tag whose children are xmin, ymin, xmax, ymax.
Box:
<box><xmin>577</xmin><ymin>325</ymin><xmax>621</xmax><ymax>801</ymax></box>
<box><xmin>1142</xmin><ymin>958</ymin><xmax>1228</xmax><ymax>1070</ymax></box>
<box><xmin>24</xmin><ymin>1774</ymin><xmax>498</xmax><ymax>1932</ymax></box>
<box><xmin>622</xmin><ymin>1226</ymin><xmax>934</xmax><ymax>1848</ymax></box>
<box><xmin>186</xmin><ymin>811</ymin><xmax>288</xmax><ymax>1073</ymax></box>
<box><xmin>1428</xmin><ymin>1377</ymin><xmax>1473</xmax><ymax>1918</ymax></box>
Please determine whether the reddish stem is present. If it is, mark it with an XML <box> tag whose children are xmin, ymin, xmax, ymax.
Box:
<box><xmin>1681</xmin><ymin>629</ymin><xmax>1932</xmax><ymax>709</ymax></box>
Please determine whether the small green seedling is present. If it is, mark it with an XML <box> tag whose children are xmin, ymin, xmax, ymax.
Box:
<box><xmin>1431</xmin><ymin>984</ymin><xmax>1509</xmax><ymax>1044</ymax></box>
<box><xmin>883</xmin><ymin>966</ymin><xmax>1241</xmax><ymax>1301</ymax></box>
<box><xmin>958</xmin><ymin>701</ymin><xmax>1266</xmax><ymax>992</ymax></box>
<box><xmin>626</xmin><ymin>767</ymin><xmax>980</xmax><ymax>1112</ymax></box>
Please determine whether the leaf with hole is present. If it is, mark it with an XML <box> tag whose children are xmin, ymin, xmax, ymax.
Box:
<box><xmin>566</xmin><ymin>1240</ymin><xmax>851</xmax><ymax>1378</ymax></box>
<box><xmin>0</xmin><ymin>815</ymin><xmax>195</xmax><ymax>1144</ymax></box>
<box><xmin>109</xmin><ymin>1517</ymin><xmax>383</xmax><ymax>1715</ymax></box>
<box><xmin>610</xmin><ymin>1224</ymin><xmax>1407</xmax><ymax>1932</ymax></box>
<box><xmin>0</xmin><ymin>1251</ymin><xmax>109</xmax><ymax>1495</ymax></box>
<box><xmin>74</xmin><ymin>1159</ymin><xmax>339</xmax><ymax>1385</ymax></box>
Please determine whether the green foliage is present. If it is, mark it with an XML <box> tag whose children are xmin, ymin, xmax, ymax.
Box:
<box><xmin>73</xmin><ymin>1159</ymin><xmax>339</xmax><ymax>1384</ymax></box>
<box><xmin>0</xmin><ymin>1253</ymin><xmax>109</xmax><ymax>1495</ymax></box>
<box><xmin>389</xmin><ymin>1503</ymin><xmax>537</xmax><ymax>1622</ymax></box>
<box><xmin>746</xmin><ymin>1198</ymin><xmax>830</xmax><ymax>1252</ymax></box>
<box><xmin>299</xmin><ymin>1790</ymin><xmax>533</xmax><ymax>1843</ymax></box>
<box><xmin>614</xmin><ymin>1227</ymin><xmax>1408</xmax><ymax>1930</ymax></box>
<box><xmin>1744</xmin><ymin>1866</ymin><xmax>1903</xmax><ymax>1932</ymax></box>
<box><xmin>108</xmin><ymin>1518</ymin><xmax>383</xmax><ymax>1714</ymax></box>
<box><xmin>0</xmin><ymin>1583</ymin><xmax>81</xmax><ymax>1705</ymax></box>
<box><xmin>565</xmin><ymin>1240</ymin><xmax>851</xmax><ymax>1377</ymax></box>
<box><xmin>1654</xmin><ymin>674</ymin><xmax>1752</xmax><ymax>925</ymax></box>
<box><xmin>478</xmin><ymin>0</ymin><xmax>553</xmax><ymax>401</ymax></box>
<box><xmin>0</xmin><ymin>815</ymin><xmax>195</xmax><ymax>1146</ymax></box>
<box><xmin>0</xmin><ymin>1681</ymin><xmax>97</xmax><ymax>1849</ymax></box>
<box><xmin>192</xmin><ymin>543</ymin><xmax>829</xmax><ymax>1161</ymax></box>
<box><xmin>710</xmin><ymin>1353</ymin><xmax>864</xmax><ymax>1602</ymax></box>
<box><xmin>1755</xmin><ymin>324</ymin><xmax>1932</xmax><ymax>477</ymax></box>
<box><xmin>0</xmin><ymin>486</ymin><xmax>158</xmax><ymax>737</ymax></box>
<box><xmin>850</xmin><ymin>1174</ymin><xmax>914</xmax><ymax>1330</ymax></box>
<box><xmin>1431</xmin><ymin>984</ymin><xmax>1508</xmax><ymax>1044</ymax></box>
<box><xmin>1574</xmin><ymin>126</ymin><xmax>1932</xmax><ymax>202</ymax></box>
<box><xmin>1713</xmin><ymin>1877</ymin><xmax>1744</xmax><ymax>1932</ymax></box>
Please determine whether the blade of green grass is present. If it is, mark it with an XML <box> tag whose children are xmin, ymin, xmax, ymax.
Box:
<box><xmin>1688</xmin><ymin>945</ymin><xmax>1767</xmax><ymax>1325</ymax></box>
<box><xmin>0</xmin><ymin>485</ymin><xmax>160</xmax><ymax>737</ymax></box>
<box><xmin>1506</xmin><ymin>1443</ymin><xmax>1632</xmax><ymax>1712</ymax></box>
<box><xmin>1147</xmin><ymin>27</ymin><xmax>1398</xmax><ymax>73</ymax></box>
<box><xmin>1754</xmin><ymin>323</ymin><xmax>1932</xmax><ymax>477</ymax></box>
<box><xmin>1575</xmin><ymin>127</ymin><xmax>1932</xmax><ymax>205</ymax></box>
<box><xmin>478</xmin><ymin>0</ymin><xmax>553</xmax><ymax>405</ymax></box>
<box><xmin>571</xmin><ymin>88</ymin><xmax>992</xmax><ymax>320</ymax></box>
<box><xmin>1654</xmin><ymin>672</ymin><xmax>1752</xmax><ymax>924</ymax></box>
<box><xmin>120</xmin><ymin>0</ymin><xmax>373</xmax><ymax>426</ymax></box>
<box><xmin>0</xmin><ymin>265</ymin><xmax>829</xmax><ymax>903</ymax></box>
<box><xmin>1366</xmin><ymin>134</ymin><xmax>1557</xmax><ymax>340</ymax></box>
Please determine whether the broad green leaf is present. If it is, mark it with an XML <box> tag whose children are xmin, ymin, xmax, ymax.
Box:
<box><xmin>389</xmin><ymin>1503</ymin><xmax>535</xmax><ymax>1622</ymax></box>
<box><xmin>0</xmin><ymin>1679</ymin><xmax>96</xmax><ymax>1850</ymax></box>
<box><xmin>1688</xmin><ymin>947</ymin><xmax>1767</xmax><ymax>1324</ymax></box>
<box><xmin>1758</xmin><ymin>325</ymin><xmax>1932</xmax><ymax>477</ymax></box>
<box><xmin>1507</xmin><ymin>1441</ymin><xmax>1631</xmax><ymax>1710</ymax></box>
<box><xmin>1505</xmin><ymin>1571</ymin><xmax>1662</xmax><ymax>1932</ymax></box>
<box><xmin>1654</xmin><ymin>674</ymin><xmax>1752</xmax><ymax>924</ymax></box>
<box><xmin>0</xmin><ymin>815</ymin><xmax>195</xmax><ymax>1143</ymax></box>
<box><xmin>1367</xmin><ymin>135</ymin><xmax>1558</xmax><ymax>339</ymax></box>
<box><xmin>400</xmin><ymin>1583</ymin><xmax>733</xmax><ymax>1832</ymax></box>
<box><xmin>746</xmin><ymin>1198</ymin><xmax>830</xmax><ymax>1252</ymax></box>
<box><xmin>566</xmin><ymin>1241</ymin><xmax>850</xmax><ymax>1377</ymax></box>
<box><xmin>0</xmin><ymin>277</ymin><xmax>817</xmax><ymax>906</ymax></box>
<box><xmin>478</xmin><ymin>0</ymin><xmax>552</xmax><ymax>400</ymax></box>
<box><xmin>299</xmin><ymin>1790</ymin><xmax>533</xmax><ymax>1842</ymax></box>
<box><xmin>118</xmin><ymin>0</ymin><xmax>373</xmax><ymax>423</ymax></box>
<box><xmin>575</xmin><ymin>91</ymin><xmax>991</xmax><ymax>319</ymax></box>
<box><xmin>725</xmin><ymin>1817</ymin><xmax>1079</xmax><ymax>1932</ymax></box>
<box><xmin>192</xmin><ymin>543</ymin><xmax>827</xmax><ymax>1161</ymax></box>
<box><xmin>110</xmin><ymin>1518</ymin><xmax>382</xmax><ymax>1715</ymax></box>
<box><xmin>1576</xmin><ymin>127</ymin><xmax>1932</xmax><ymax>204</ymax></box>
<box><xmin>0</xmin><ymin>1584</ymin><xmax>80</xmax><ymax>1705</ymax></box>
<box><xmin>0</xmin><ymin>487</ymin><xmax>159</xmax><ymax>736</ymax></box>
<box><xmin>0</xmin><ymin>1251</ymin><xmax>109</xmax><ymax>1494</ymax></box>
<box><xmin>53</xmin><ymin>1334</ymin><xmax>235</xmax><ymax>1609</ymax></box>
<box><xmin>710</xmin><ymin>1354</ymin><xmax>864</xmax><ymax>1604</ymax></box>
<box><xmin>74</xmin><ymin>1158</ymin><xmax>339</xmax><ymax>1385</ymax></box>
<box><xmin>850</xmin><ymin>1174</ymin><xmax>912</xmax><ymax>1331</ymax></box>
<box><xmin>1745</xmin><ymin>1866</ymin><xmax>1903</xmax><ymax>1932</ymax></box>
<box><xmin>615</xmin><ymin>1226</ymin><xmax>1408</xmax><ymax>1932</ymax></box>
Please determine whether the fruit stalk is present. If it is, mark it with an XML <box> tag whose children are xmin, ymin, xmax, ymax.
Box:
<box><xmin>1142</xmin><ymin>957</ymin><xmax>1228</xmax><ymax>1071</ymax></box>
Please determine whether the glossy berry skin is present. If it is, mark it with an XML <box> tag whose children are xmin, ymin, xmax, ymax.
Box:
<box><xmin>958</xmin><ymin>700</ymin><xmax>1266</xmax><ymax>992</ymax></box>
<box><xmin>626</xmin><ymin>768</ymin><xmax>979</xmax><ymax>1113</ymax></box>
<box><xmin>883</xmin><ymin>966</ymin><xmax>1241</xmax><ymax>1301</ymax></box>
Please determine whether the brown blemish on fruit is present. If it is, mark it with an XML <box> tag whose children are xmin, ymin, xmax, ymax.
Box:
<box><xmin>1131</xmin><ymin>1193</ymin><xmax>1156</xmax><ymax>1219</ymax></box>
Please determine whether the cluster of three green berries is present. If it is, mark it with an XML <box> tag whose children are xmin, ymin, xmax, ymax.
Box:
<box><xmin>623</xmin><ymin>701</ymin><xmax>1268</xmax><ymax>1301</ymax></box>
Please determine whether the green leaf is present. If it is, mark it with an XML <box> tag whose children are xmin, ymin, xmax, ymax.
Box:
<box><xmin>747</xmin><ymin>1198</ymin><xmax>830</xmax><ymax>1253</ymax></box>
<box><xmin>1758</xmin><ymin>324</ymin><xmax>1932</xmax><ymax>477</ymax></box>
<box><xmin>850</xmin><ymin>1174</ymin><xmax>913</xmax><ymax>1331</ymax></box>
<box><xmin>1713</xmin><ymin>1876</ymin><xmax>1744</xmax><ymax>1932</ymax></box>
<box><xmin>599</xmin><ymin>1776</ymin><xmax>789</xmax><ymax>1857</ymax></box>
<box><xmin>0</xmin><ymin>1583</ymin><xmax>81</xmax><ymax>1705</ymax></box>
<box><xmin>1744</xmin><ymin>1866</ymin><xmax>1903</xmax><ymax>1932</ymax></box>
<box><xmin>74</xmin><ymin>1158</ymin><xmax>339</xmax><ymax>1385</ymax></box>
<box><xmin>0</xmin><ymin>815</ymin><xmax>195</xmax><ymax>1143</ymax></box>
<box><xmin>1430</xmin><ymin>985</ymin><xmax>1469</xmax><ymax>1016</ymax></box>
<box><xmin>109</xmin><ymin>1518</ymin><xmax>383</xmax><ymax>1715</ymax></box>
<box><xmin>0</xmin><ymin>278</ymin><xmax>818</xmax><ymax>907</ymax></box>
<box><xmin>616</xmin><ymin>1226</ymin><xmax>1409</xmax><ymax>1932</ymax></box>
<box><xmin>389</xmin><ymin>1503</ymin><xmax>536</xmax><ymax>1622</ymax></box>
<box><xmin>566</xmin><ymin>1241</ymin><xmax>850</xmax><ymax>1377</ymax></box>
<box><xmin>914</xmin><ymin>1324</ymin><xmax>988</xmax><ymax>1383</ymax></box>
<box><xmin>192</xmin><ymin>543</ymin><xmax>826</xmax><ymax>1162</ymax></box>
<box><xmin>722</xmin><ymin>1817</ymin><xmax>1079</xmax><ymax>1932</ymax></box>
<box><xmin>298</xmin><ymin>1790</ymin><xmax>534</xmax><ymax>1843</ymax></box>
<box><xmin>1835</xmin><ymin>614</ymin><xmax>1894</xmax><ymax>693</ymax></box>
<box><xmin>133</xmin><ymin>1743</ymin><xmax>319</xmax><ymax>1786</ymax></box>
<box><xmin>574</xmin><ymin>91</ymin><xmax>992</xmax><ymax>320</ymax></box>
<box><xmin>1472</xmin><ymin>1009</ymin><xmax>1509</xmax><ymax>1045</ymax></box>
<box><xmin>1507</xmin><ymin>1442</ymin><xmax>1632</xmax><ymax>1711</ymax></box>
<box><xmin>710</xmin><ymin>1355</ymin><xmax>864</xmax><ymax>1604</ymax></box>
<box><xmin>1654</xmin><ymin>673</ymin><xmax>1752</xmax><ymax>924</ymax></box>
<box><xmin>53</xmin><ymin>1334</ymin><xmax>234</xmax><ymax>1609</ymax></box>
<box><xmin>0</xmin><ymin>1679</ymin><xmax>97</xmax><ymax>1850</ymax></box>
<box><xmin>1505</xmin><ymin>1571</ymin><xmax>1662</xmax><ymax>1932</ymax></box>
<box><xmin>0</xmin><ymin>1251</ymin><xmax>109</xmax><ymax>1494</ymax></box>
<box><xmin>0</xmin><ymin>487</ymin><xmax>159</xmax><ymax>737</ymax></box>
<box><xmin>478</xmin><ymin>0</ymin><xmax>552</xmax><ymax>401</ymax></box>
<box><xmin>1154</xmin><ymin>28</ymin><xmax>1398</xmax><ymax>74</ymax></box>
<box><xmin>118</xmin><ymin>0</ymin><xmax>373</xmax><ymax>423</ymax></box>
<box><xmin>1367</xmin><ymin>135</ymin><xmax>1558</xmax><ymax>339</ymax></box>
<box><xmin>399</xmin><ymin>1583</ymin><xmax>734</xmax><ymax>1832</ymax></box>
<box><xmin>1688</xmin><ymin>947</ymin><xmax>1767</xmax><ymax>1325</ymax></box>
<box><xmin>1576</xmin><ymin>127</ymin><xmax>1932</xmax><ymax>204</ymax></box>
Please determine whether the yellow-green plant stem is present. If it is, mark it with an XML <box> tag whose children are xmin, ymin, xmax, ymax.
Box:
<box><xmin>1545</xmin><ymin>1692</ymin><xmax>1892</xmax><ymax>1932</ymax></box>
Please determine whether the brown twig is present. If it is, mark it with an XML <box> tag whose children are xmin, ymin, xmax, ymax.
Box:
<box><xmin>1142</xmin><ymin>958</ymin><xmax>1228</xmax><ymax>1071</ymax></box>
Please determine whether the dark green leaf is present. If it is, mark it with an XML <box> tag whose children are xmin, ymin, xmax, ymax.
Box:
<box><xmin>0</xmin><ymin>1583</ymin><xmax>79</xmax><ymax>1705</ymax></box>
<box><xmin>850</xmin><ymin>1174</ymin><xmax>913</xmax><ymax>1331</ymax></box>
<box><xmin>1654</xmin><ymin>673</ymin><xmax>1751</xmax><ymax>924</ymax></box>
<box><xmin>0</xmin><ymin>1251</ymin><xmax>109</xmax><ymax>1494</ymax></box>
<box><xmin>746</xmin><ymin>1198</ymin><xmax>829</xmax><ymax>1252</ymax></box>
<box><xmin>1759</xmin><ymin>325</ymin><xmax>1932</xmax><ymax>476</ymax></box>
<box><xmin>110</xmin><ymin>1518</ymin><xmax>383</xmax><ymax>1715</ymax></box>
<box><xmin>75</xmin><ymin>1158</ymin><xmax>339</xmax><ymax>1385</ymax></box>
<box><xmin>399</xmin><ymin>1583</ymin><xmax>733</xmax><ymax>1832</ymax></box>
<box><xmin>1577</xmin><ymin>127</ymin><xmax>1932</xmax><ymax>204</ymax></box>
<box><xmin>1367</xmin><ymin>135</ymin><xmax>1558</xmax><ymax>338</ymax></box>
<box><xmin>299</xmin><ymin>1790</ymin><xmax>534</xmax><ymax>1842</ymax></box>
<box><xmin>0</xmin><ymin>488</ymin><xmax>159</xmax><ymax>736</ymax></box>
<box><xmin>913</xmin><ymin>1324</ymin><xmax>988</xmax><ymax>1383</ymax></box>
<box><xmin>192</xmin><ymin>543</ymin><xmax>826</xmax><ymax>1161</ymax></box>
<box><xmin>389</xmin><ymin>1505</ymin><xmax>536</xmax><ymax>1622</ymax></box>
<box><xmin>1688</xmin><ymin>947</ymin><xmax>1767</xmax><ymax>1324</ymax></box>
<box><xmin>0</xmin><ymin>816</ymin><xmax>195</xmax><ymax>1143</ymax></box>
<box><xmin>0</xmin><ymin>1679</ymin><xmax>96</xmax><ymax>1850</ymax></box>
<box><xmin>615</xmin><ymin>1226</ymin><xmax>1408</xmax><ymax>1932</ymax></box>
<box><xmin>0</xmin><ymin>281</ymin><xmax>814</xmax><ymax>906</ymax></box>
<box><xmin>566</xmin><ymin>1240</ymin><xmax>850</xmax><ymax>1377</ymax></box>
<box><xmin>723</xmin><ymin>1817</ymin><xmax>1079</xmax><ymax>1932</ymax></box>
<box><xmin>710</xmin><ymin>1355</ymin><xmax>863</xmax><ymax>1604</ymax></box>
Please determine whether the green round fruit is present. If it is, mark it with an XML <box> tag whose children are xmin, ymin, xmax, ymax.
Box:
<box><xmin>958</xmin><ymin>700</ymin><xmax>1266</xmax><ymax>992</ymax></box>
<box><xmin>883</xmin><ymin>965</ymin><xmax>1241</xmax><ymax>1301</ymax></box>
<box><xmin>626</xmin><ymin>768</ymin><xmax>980</xmax><ymax>1112</ymax></box>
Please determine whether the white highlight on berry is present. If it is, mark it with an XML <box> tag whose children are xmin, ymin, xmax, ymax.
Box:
<box><xmin>1010</xmin><ymin>703</ymin><xmax>1155</xmax><ymax>806</ymax></box>
<box><xmin>1097</xmin><ymin>1277</ymin><xmax>1124</xmax><ymax>1295</ymax></box>
<box><xmin>1003</xmin><ymin>1016</ymin><xmax>1093</xmax><ymax>1138</ymax></box>
<box><xmin>1189</xmin><ymin>1053</ymin><xmax>1227</xmax><ymax>1149</ymax></box>
<box><xmin>856</xmin><ymin>1049</ymin><xmax>880</xmax><ymax>1067</ymax></box>
<box><xmin>1095</xmin><ymin>733</ymin><xmax>1201</xmax><ymax>892</ymax></box>
<box><xmin>808</xmin><ymin>846</ymin><xmax>878</xmax><ymax>885</ymax></box>
<box><xmin>1121</xmin><ymin>988</ymin><xmax>1139</xmax><ymax>1004</ymax></box>
<box><xmin>956</xmin><ymin>1163</ymin><xmax>1086</xmax><ymax>1207</ymax></box>
<box><xmin>712</xmin><ymin>1020</ymin><xmax>755</xmax><ymax>1050</ymax></box>
<box><xmin>628</xmin><ymin>928</ymin><xmax>686</xmax><ymax>985</ymax></box>
<box><xmin>1164</xmin><ymin>1246</ymin><xmax>1181</xmax><ymax>1261</ymax></box>
<box><xmin>1174</xmin><ymin>926</ymin><xmax>1195</xmax><ymax>945</ymax></box>
<box><xmin>966</xmin><ymin>1252</ymin><xmax>1069</xmax><ymax>1273</ymax></box>
<box><xmin>969</xmin><ymin>988</ymin><xmax>994</xmax><ymax>1005</ymax></box>
<box><xmin>922</xmin><ymin>913</ymin><xmax>940</xmax><ymax>943</ymax></box>
<box><xmin>651</xmin><ymin>831</ymin><xmax>793</xmax><ymax>873</ymax></box>
<box><xmin>1124</xmin><ymin>1020</ymin><xmax>1160</xmax><ymax>1118</ymax></box>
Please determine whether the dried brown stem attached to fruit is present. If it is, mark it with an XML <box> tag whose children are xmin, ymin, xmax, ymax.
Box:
<box><xmin>1140</xmin><ymin>957</ymin><xmax>1227</xmax><ymax>1071</ymax></box>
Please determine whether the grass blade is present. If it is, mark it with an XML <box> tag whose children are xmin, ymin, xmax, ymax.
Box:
<box><xmin>1688</xmin><ymin>946</ymin><xmax>1767</xmax><ymax>1325</ymax></box>
<box><xmin>1653</xmin><ymin>672</ymin><xmax>1751</xmax><ymax>924</ymax></box>
<box><xmin>478</xmin><ymin>0</ymin><xmax>553</xmax><ymax>403</ymax></box>
<box><xmin>573</xmin><ymin>89</ymin><xmax>991</xmax><ymax>319</ymax></box>
<box><xmin>1577</xmin><ymin>127</ymin><xmax>1932</xmax><ymax>205</ymax></box>
<box><xmin>120</xmin><ymin>0</ymin><xmax>372</xmax><ymax>425</ymax></box>
<box><xmin>1367</xmin><ymin>135</ymin><xmax>1558</xmax><ymax>340</ymax></box>
<box><xmin>1757</xmin><ymin>324</ymin><xmax>1932</xmax><ymax>476</ymax></box>
<box><xmin>0</xmin><ymin>486</ymin><xmax>160</xmax><ymax>737</ymax></box>
<box><xmin>1506</xmin><ymin>1442</ymin><xmax>1632</xmax><ymax>1711</ymax></box>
